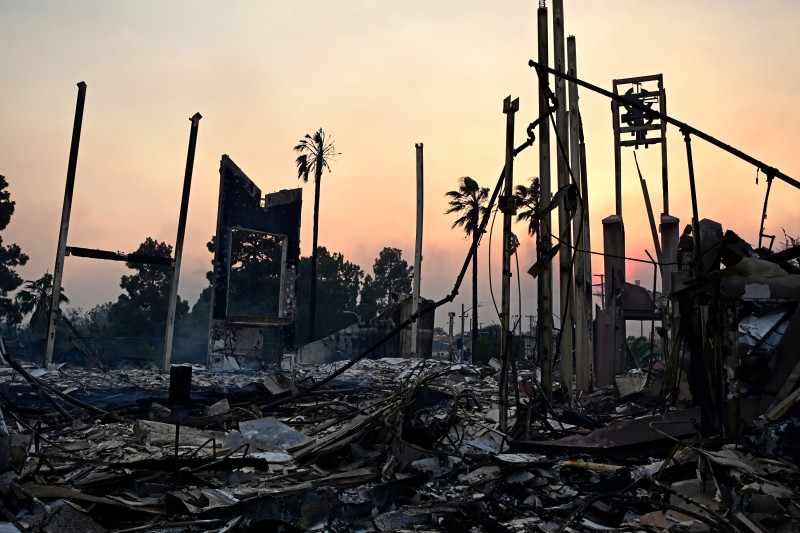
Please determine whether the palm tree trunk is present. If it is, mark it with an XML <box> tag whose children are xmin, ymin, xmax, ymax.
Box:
<box><xmin>472</xmin><ymin>231</ymin><xmax>479</xmax><ymax>359</ymax></box>
<box><xmin>308</xmin><ymin>154</ymin><xmax>323</xmax><ymax>341</ymax></box>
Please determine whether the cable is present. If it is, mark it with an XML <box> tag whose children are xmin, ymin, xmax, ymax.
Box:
<box><xmin>487</xmin><ymin>207</ymin><xmax>501</xmax><ymax>321</ymax></box>
<box><xmin>550</xmin><ymin>234</ymin><xmax>662</xmax><ymax>266</ymax></box>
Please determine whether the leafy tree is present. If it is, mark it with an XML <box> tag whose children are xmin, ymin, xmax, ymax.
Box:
<box><xmin>178</xmin><ymin>286</ymin><xmax>212</xmax><ymax>339</ymax></box>
<box><xmin>183</xmin><ymin>232</ymin><xmax>284</xmax><ymax>336</ymax></box>
<box><xmin>107</xmin><ymin>238</ymin><xmax>188</xmax><ymax>343</ymax></box>
<box><xmin>473</xmin><ymin>324</ymin><xmax>501</xmax><ymax>365</ymax></box>
<box><xmin>295</xmin><ymin>246</ymin><xmax>364</xmax><ymax>345</ymax></box>
<box><xmin>15</xmin><ymin>272</ymin><xmax>69</xmax><ymax>338</ymax></box>
<box><xmin>0</xmin><ymin>175</ymin><xmax>29</xmax><ymax>325</ymax></box>
<box><xmin>85</xmin><ymin>302</ymin><xmax>113</xmax><ymax>336</ymax></box>
<box><xmin>626</xmin><ymin>335</ymin><xmax>660</xmax><ymax>367</ymax></box>
<box><xmin>356</xmin><ymin>274</ymin><xmax>382</xmax><ymax>322</ymax></box>
<box><xmin>515</xmin><ymin>177</ymin><xmax>541</xmax><ymax>237</ymax></box>
<box><xmin>228</xmin><ymin>230</ymin><xmax>284</xmax><ymax>317</ymax></box>
<box><xmin>446</xmin><ymin>176</ymin><xmax>489</xmax><ymax>358</ymax></box>
<box><xmin>357</xmin><ymin>247</ymin><xmax>413</xmax><ymax>320</ymax></box>
<box><xmin>294</xmin><ymin>128</ymin><xmax>338</xmax><ymax>341</ymax></box>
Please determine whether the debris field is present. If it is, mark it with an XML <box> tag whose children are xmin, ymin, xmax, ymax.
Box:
<box><xmin>2</xmin><ymin>354</ymin><xmax>800</xmax><ymax>532</ymax></box>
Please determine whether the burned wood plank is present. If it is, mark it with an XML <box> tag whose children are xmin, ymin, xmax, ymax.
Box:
<box><xmin>65</xmin><ymin>246</ymin><xmax>173</xmax><ymax>265</ymax></box>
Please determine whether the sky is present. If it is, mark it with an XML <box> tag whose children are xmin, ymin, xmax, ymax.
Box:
<box><xmin>1</xmin><ymin>1</ymin><xmax>799</xmax><ymax>334</ymax></box>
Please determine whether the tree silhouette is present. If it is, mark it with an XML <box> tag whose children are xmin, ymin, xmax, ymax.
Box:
<box><xmin>15</xmin><ymin>272</ymin><xmax>69</xmax><ymax>338</ymax></box>
<box><xmin>295</xmin><ymin>246</ymin><xmax>364</xmax><ymax>345</ymax></box>
<box><xmin>0</xmin><ymin>175</ymin><xmax>28</xmax><ymax>325</ymax></box>
<box><xmin>514</xmin><ymin>176</ymin><xmax>541</xmax><ymax>237</ymax></box>
<box><xmin>294</xmin><ymin>128</ymin><xmax>338</xmax><ymax>341</ymax></box>
<box><xmin>107</xmin><ymin>237</ymin><xmax>188</xmax><ymax>341</ymax></box>
<box><xmin>357</xmin><ymin>247</ymin><xmax>413</xmax><ymax>321</ymax></box>
<box><xmin>446</xmin><ymin>176</ymin><xmax>489</xmax><ymax>358</ymax></box>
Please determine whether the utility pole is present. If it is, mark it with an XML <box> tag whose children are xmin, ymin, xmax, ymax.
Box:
<box><xmin>537</xmin><ymin>2</ymin><xmax>555</xmax><ymax>402</ymax></box>
<box><xmin>567</xmin><ymin>36</ymin><xmax>589</xmax><ymax>393</ymax></box>
<box><xmin>411</xmin><ymin>143</ymin><xmax>424</xmax><ymax>357</ymax></box>
<box><xmin>579</xmin><ymin>108</ymin><xmax>594</xmax><ymax>390</ymax></box>
<box><xmin>45</xmin><ymin>82</ymin><xmax>87</xmax><ymax>366</ymax></box>
<box><xmin>593</xmin><ymin>273</ymin><xmax>605</xmax><ymax>307</ymax></box>
<box><xmin>448</xmin><ymin>311</ymin><xmax>455</xmax><ymax>362</ymax></box>
<box><xmin>553</xmin><ymin>0</ymin><xmax>575</xmax><ymax>402</ymax></box>
<box><xmin>500</xmin><ymin>95</ymin><xmax>519</xmax><ymax>433</ymax></box>
<box><xmin>163</xmin><ymin>113</ymin><xmax>202</xmax><ymax>372</ymax></box>
<box><xmin>460</xmin><ymin>303</ymin><xmax>466</xmax><ymax>363</ymax></box>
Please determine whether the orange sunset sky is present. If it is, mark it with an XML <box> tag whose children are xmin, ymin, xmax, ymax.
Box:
<box><xmin>2</xmin><ymin>1</ymin><xmax>799</xmax><ymax>332</ymax></box>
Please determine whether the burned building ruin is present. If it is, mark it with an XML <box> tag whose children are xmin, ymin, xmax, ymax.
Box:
<box><xmin>207</xmin><ymin>155</ymin><xmax>302</xmax><ymax>370</ymax></box>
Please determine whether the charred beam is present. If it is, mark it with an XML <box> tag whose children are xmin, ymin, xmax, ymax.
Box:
<box><xmin>66</xmin><ymin>246</ymin><xmax>173</xmax><ymax>265</ymax></box>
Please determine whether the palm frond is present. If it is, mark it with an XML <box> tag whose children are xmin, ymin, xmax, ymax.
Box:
<box><xmin>444</xmin><ymin>176</ymin><xmax>489</xmax><ymax>238</ymax></box>
<box><xmin>293</xmin><ymin>128</ymin><xmax>338</xmax><ymax>182</ymax></box>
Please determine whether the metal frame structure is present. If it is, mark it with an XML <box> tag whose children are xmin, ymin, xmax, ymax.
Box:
<box><xmin>45</xmin><ymin>82</ymin><xmax>201</xmax><ymax>369</ymax></box>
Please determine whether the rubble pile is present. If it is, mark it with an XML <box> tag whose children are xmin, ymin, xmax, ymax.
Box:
<box><xmin>2</xmin><ymin>356</ymin><xmax>799</xmax><ymax>532</ymax></box>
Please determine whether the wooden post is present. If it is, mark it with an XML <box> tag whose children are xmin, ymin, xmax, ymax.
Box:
<box><xmin>45</xmin><ymin>82</ymin><xmax>87</xmax><ymax>366</ymax></box>
<box><xmin>567</xmin><ymin>36</ymin><xmax>588</xmax><ymax>393</ymax></box>
<box><xmin>411</xmin><ymin>143</ymin><xmax>424</xmax><ymax>357</ymax></box>
<box><xmin>659</xmin><ymin>76</ymin><xmax>669</xmax><ymax>216</ymax></box>
<box><xmin>553</xmin><ymin>0</ymin><xmax>574</xmax><ymax>402</ymax></box>
<box><xmin>500</xmin><ymin>96</ymin><xmax>519</xmax><ymax>433</ymax></box>
<box><xmin>460</xmin><ymin>303</ymin><xmax>466</xmax><ymax>363</ymax></box>
<box><xmin>579</xmin><ymin>128</ymin><xmax>594</xmax><ymax>389</ymax></box>
<box><xmin>448</xmin><ymin>311</ymin><xmax>455</xmax><ymax>361</ymax></box>
<box><xmin>537</xmin><ymin>5</ymin><xmax>554</xmax><ymax>401</ymax></box>
<box><xmin>612</xmin><ymin>87</ymin><xmax>623</xmax><ymax>218</ymax></box>
<box><xmin>163</xmin><ymin>113</ymin><xmax>202</xmax><ymax>371</ymax></box>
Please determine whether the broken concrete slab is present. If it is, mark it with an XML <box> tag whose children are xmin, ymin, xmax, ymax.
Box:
<box><xmin>133</xmin><ymin>420</ymin><xmax>226</xmax><ymax>447</ymax></box>
<box><xmin>238</xmin><ymin>417</ymin><xmax>313</xmax><ymax>452</ymax></box>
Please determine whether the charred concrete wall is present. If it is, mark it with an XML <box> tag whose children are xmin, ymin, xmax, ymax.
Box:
<box><xmin>208</xmin><ymin>155</ymin><xmax>302</xmax><ymax>370</ymax></box>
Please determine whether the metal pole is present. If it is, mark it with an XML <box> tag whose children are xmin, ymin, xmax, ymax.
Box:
<box><xmin>634</xmin><ymin>152</ymin><xmax>664</xmax><ymax>265</ymax></box>
<box><xmin>553</xmin><ymin>0</ymin><xmax>574</xmax><ymax>402</ymax></box>
<box><xmin>758</xmin><ymin>175</ymin><xmax>773</xmax><ymax>250</ymax></box>
<box><xmin>45</xmin><ymin>82</ymin><xmax>87</xmax><ymax>366</ymax></box>
<box><xmin>411</xmin><ymin>143</ymin><xmax>424</xmax><ymax>357</ymax></box>
<box><xmin>537</xmin><ymin>4</ymin><xmax>554</xmax><ymax>402</ymax></box>
<box><xmin>683</xmin><ymin>131</ymin><xmax>703</xmax><ymax>275</ymax></box>
<box><xmin>500</xmin><ymin>95</ymin><xmax>519</xmax><ymax>433</ymax></box>
<box><xmin>163</xmin><ymin>113</ymin><xmax>202</xmax><ymax>371</ymax></box>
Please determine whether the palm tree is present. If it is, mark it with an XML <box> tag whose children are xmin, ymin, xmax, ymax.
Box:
<box><xmin>294</xmin><ymin>128</ymin><xmax>338</xmax><ymax>341</ymax></box>
<box><xmin>15</xmin><ymin>272</ymin><xmax>69</xmax><ymax>338</ymax></box>
<box><xmin>446</xmin><ymin>176</ymin><xmax>489</xmax><ymax>359</ymax></box>
<box><xmin>515</xmin><ymin>176</ymin><xmax>541</xmax><ymax>237</ymax></box>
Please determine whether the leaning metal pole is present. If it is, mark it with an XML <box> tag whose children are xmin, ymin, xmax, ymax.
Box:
<box><xmin>45</xmin><ymin>82</ymin><xmax>87</xmax><ymax>366</ymax></box>
<box><xmin>163</xmin><ymin>113</ymin><xmax>202</xmax><ymax>372</ymax></box>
